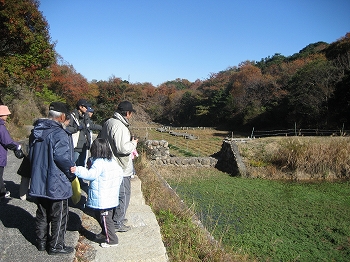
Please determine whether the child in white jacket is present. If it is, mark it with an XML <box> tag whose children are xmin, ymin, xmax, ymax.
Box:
<box><xmin>71</xmin><ymin>138</ymin><xmax>123</xmax><ymax>248</ymax></box>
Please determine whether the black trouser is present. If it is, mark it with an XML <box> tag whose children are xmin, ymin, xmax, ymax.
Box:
<box><xmin>35</xmin><ymin>197</ymin><xmax>69</xmax><ymax>249</ymax></box>
<box><xmin>94</xmin><ymin>208</ymin><xmax>119</xmax><ymax>245</ymax></box>
<box><xmin>0</xmin><ymin>166</ymin><xmax>5</xmax><ymax>194</ymax></box>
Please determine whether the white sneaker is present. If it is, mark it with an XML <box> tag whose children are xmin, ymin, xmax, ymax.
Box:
<box><xmin>101</xmin><ymin>242</ymin><xmax>118</xmax><ymax>248</ymax></box>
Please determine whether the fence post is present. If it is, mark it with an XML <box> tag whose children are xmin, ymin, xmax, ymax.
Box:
<box><xmin>251</xmin><ymin>127</ymin><xmax>254</xmax><ymax>138</ymax></box>
<box><xmin>294</xmin><ymin>122</ymin><xmax>297</xmax><ymax>136</ymax></box>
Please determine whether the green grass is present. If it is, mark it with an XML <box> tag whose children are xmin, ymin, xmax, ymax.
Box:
<box><xmin>163</xmin><ymin>168</ymin><xmax>350</xmax><ymax>261</ymax></box>
<box><xmin>168</xmin><ymin>143</ymin><xmax>198</xmax><ymax>157</ymax></box>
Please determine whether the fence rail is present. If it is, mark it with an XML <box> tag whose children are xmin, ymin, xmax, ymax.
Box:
<box><xmin>251</xmin><ymin>127</ymin><xmax>349</xmax><ymax>138</ymax></box>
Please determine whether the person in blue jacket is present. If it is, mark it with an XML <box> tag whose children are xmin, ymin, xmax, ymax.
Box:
<box><xmin>0</xmin><ymin>105</ymin><xmax>24</xmax><ymax>199</ymax></box>
<box><xmin>29</xmin><ymin>102</ymin><xmax>76</xmax><ymax>255</ymax></box>
<box><xmin>71</xmin><ymin>138</ymin><xmax>123</xmax><ymax>248</ymax></box>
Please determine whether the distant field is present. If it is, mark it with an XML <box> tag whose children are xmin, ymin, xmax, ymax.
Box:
<box><xmin>131</xmin><ymin>126</ymin><xmax>232</xmax><ymax>156</ymax></box>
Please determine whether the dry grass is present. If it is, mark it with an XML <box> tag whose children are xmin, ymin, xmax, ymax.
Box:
<box><xmin>237</xmin><ymin>136</ymin><xmax>350</xmax><ymax>180</ymax></box>
<box><xmin>5</xmin><ymin>122</ymin><xmax>29</xmax><ymax>141</ymax></box>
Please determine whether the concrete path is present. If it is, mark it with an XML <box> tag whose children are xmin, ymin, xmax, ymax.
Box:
<box><xmin>81</xmin><ymin>176</ymin><xmax>168</xmax><ymax>262</ymax></box>
<box><xmin>1</xmin><ymin>148</ymin><xmax>168</xmax><ymax>262</ymax></box>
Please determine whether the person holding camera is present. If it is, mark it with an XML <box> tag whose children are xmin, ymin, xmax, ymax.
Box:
<box><xmin>0</xmin><ymin>105</ymin><xmax>24</xmax><ymax>199</ymax></box>
<box><xmin>99</xmin><ymin>101</ymin><xmax>138</xmax><ymax>232</ymax></box>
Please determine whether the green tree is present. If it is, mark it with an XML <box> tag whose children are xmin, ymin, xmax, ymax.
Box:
<box><xmin>328</xmin><ymin>71</ymin><xmax>350</xmax><ymax>128</ymax></box>
<box><xmin>286</xmin><ymin>57</ymin><xmax>338</xmax><ymax>127</ymax></box>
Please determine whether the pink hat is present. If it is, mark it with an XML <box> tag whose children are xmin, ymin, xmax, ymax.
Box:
<box><xmin>0</xmin><ymin>105</ymin><xmax>11</xmax><ymax>116</ymax></box>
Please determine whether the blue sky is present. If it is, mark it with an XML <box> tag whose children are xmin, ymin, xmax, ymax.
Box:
<box><xmin>39</xmin><ymin>0</ymin><xmax>350</xmax><ymax>86</ymax></box>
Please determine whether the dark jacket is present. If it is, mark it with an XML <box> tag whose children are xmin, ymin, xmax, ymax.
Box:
<box><xmin>0</xmin><ymin>118</ymin><xmax>20</xmax><ymax>167</ymax></box>
<box><xmin>85</xmin><ymin>116</ymin><xmax>102</xmax><ymax>148</ymax></box>
<box><xmin>29</xmin><ymin>118</ymin><xmax>75</xmax><ymax>200</ymax></box>
<box><xmin>66</xmin><ymin>109</ymin><xmax>89</xmax><ymax>152</ymax></box>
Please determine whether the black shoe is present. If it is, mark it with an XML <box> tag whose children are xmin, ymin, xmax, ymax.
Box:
<box><xmin>48</xmin><ymin>246</ymin><xmax>74</xmax><ymax>255</ymax></box>
<box><xmin>0</xmin><ymin>191</ymin><xmax>10</xmax><ymax>199</ymax></box>
<box><xmin>115</xmin><ymin>223</ymin><xmax>131</xmax><ymax>232</ymax></box>
<box><xmin>37</xmin><ymin>242</ymin><xmax>46</xmax><ymax>251</ymax></box>
<box><xmin>94</xmin><ymin>233</ymin><xmax>106</xmax><ymax>243</ymax></box>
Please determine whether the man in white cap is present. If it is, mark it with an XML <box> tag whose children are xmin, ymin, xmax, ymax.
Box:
<box><xmin>29</xmin><ymin>102</ymin><xmax>76</xmax><ymax>255</ymax></box>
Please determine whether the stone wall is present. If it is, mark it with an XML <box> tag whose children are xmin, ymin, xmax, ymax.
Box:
<box><xmin>143</xmin><ymin>139</ymin><xmax>246</xmax><ymax>173</ymax></box>
<box><xmin>213</xmin><ymin>139</ymin><xmax>248</xmax><ymax>177</ymax></box>
<box><xmin>144</xmin><ymin>140</ymin><xmax>217</xmax><ymax>167</ymax></box>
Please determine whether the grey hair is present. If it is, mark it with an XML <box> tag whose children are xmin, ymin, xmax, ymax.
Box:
<box><xmin>48</xmin><ymin>110</ymin><xmax>64</xmax><ymax>119</ymax></box>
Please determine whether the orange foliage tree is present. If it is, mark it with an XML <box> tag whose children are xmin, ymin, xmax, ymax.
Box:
<box><xmin>47</xmin><ymin>63</ymin><xmax>93</xmax><ymax>108</ymax></box>
<box><xmin>0</xmin><ymin>0</ymin><xmax>55</xmax><ymax>101</ymax></box>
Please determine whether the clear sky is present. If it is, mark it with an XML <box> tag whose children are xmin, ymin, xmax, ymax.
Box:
<box><xmin>38</xmin><ymin>0</ymin><xmax>350</xmax><ymax>86</ymax></box>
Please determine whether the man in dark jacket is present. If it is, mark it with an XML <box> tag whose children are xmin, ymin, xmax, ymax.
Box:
<box><xmin>66</xmin><ymin>99</ymin><xmax>90</xmax><ymax>166</ymax></box>
<box><xmin>29</xmin><ymin>102</ymin><xmax>76</xmax><ymax>255</ymax></box>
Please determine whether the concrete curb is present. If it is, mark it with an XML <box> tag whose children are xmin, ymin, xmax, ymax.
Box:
<box><xmin>82</xmin><ymin>175</ymin><xmax>168</xmax><ymax>262</ymax></box>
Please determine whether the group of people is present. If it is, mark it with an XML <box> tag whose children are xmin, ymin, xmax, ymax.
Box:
<box><xmin>0</xmin><ymin>99</ymin><xmax>138</xmax><ymax>255</ymax></box>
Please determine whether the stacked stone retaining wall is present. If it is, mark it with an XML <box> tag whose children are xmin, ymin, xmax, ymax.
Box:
<box><xmin>213</xmin><ymin>139</ymin><xmax>248</xmax><ymax>177</ymax></box>
<box><xmin>144</xmin><ymin>139</ymin><xmax>217</xmax><ymax>167</ymax></box>
<box><xmin>143</xmin><ymin>139</ymin><xmax>246</xmax><ymax>174</ymax></box>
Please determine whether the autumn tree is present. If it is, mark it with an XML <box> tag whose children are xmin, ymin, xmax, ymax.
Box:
<box><xmin>94</xmin><ymin>76</ymin><xmax>130</xmax><ymax>121</ymax></box>
<box><xmin>0</xmin><ymin>0</ymin><xmax>55</xmax><ymax>102</ymax></box>
<box><xmin>325</xmin><ymin>32</ymin><xmax>350</xmax><ymax>80</ymax></box>
<box><xmin>226</xmin><ymin>62</ymin><xmax>264</xmax><ymax>119</ymax></box>
<box><xmin>47</xmin><ymin>63</ymin><xmax>93</xmax><ymax>109</ymax></box>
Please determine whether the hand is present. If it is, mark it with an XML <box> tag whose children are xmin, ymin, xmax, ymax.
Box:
<box><xmin>68</xmin><ymin>174</ymin><xmax>77</xmax><ymax>182</ymax></box>
<box><xmin>70</xmin><ymin>166</ymin><xmax>76</xmax><ymax>173</ymax></box>
<box><xmin>14</xmin><ymin>149</ymin><xmax>24</xmax><ymax>159</ymax></box>
<box><xmin>86</xmin><ymin>158</ymin><xmax>92</xmax><ymax>169</ymax></box>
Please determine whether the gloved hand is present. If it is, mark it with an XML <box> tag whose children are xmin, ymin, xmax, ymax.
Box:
<box><xmin>14</xmin><ymin>149</ymin><xmax>24</xmax><ymax>159</ymax></box>
<box><xmin>68</xmin><ymin>174</ymin><xmax>77</xmax><ymax>182</ymax></box>
<box><xmin>77</xmin><ymin>125</ymin><xmax>84</xmax><ymax>131</ymax></box>
<box><xmin>86</xmin><ymin>157</ymin><xmax>92</xmax><ymax>169</ymax></box>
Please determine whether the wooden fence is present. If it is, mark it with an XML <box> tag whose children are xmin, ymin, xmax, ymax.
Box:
<box><xmin>250</xmin><ymin>127</ymin><xmax>349</xmax><ymax>138</ymax></box>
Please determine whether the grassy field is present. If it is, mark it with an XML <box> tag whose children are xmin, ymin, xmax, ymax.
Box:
<box><xmin>132</xmin><ymin>126</ymin><xmax>232</xmax><ymax>157</ymax></box>
<box><xmin>157</xmin><ymin>166</ymin><xmax>350</xmax><ymax>261</ymax></box>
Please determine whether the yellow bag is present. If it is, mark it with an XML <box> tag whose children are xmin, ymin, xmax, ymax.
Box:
<box><xmin>71</xmin><ymin>177</ymin><xmax>81</xmax><ymax>204</ymax></box>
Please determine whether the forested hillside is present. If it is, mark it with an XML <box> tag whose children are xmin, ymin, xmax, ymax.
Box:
<box><xmin>1</xmin><ymin>0</ymin><xmax>350</xmax><ymax>132</ymax></box>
